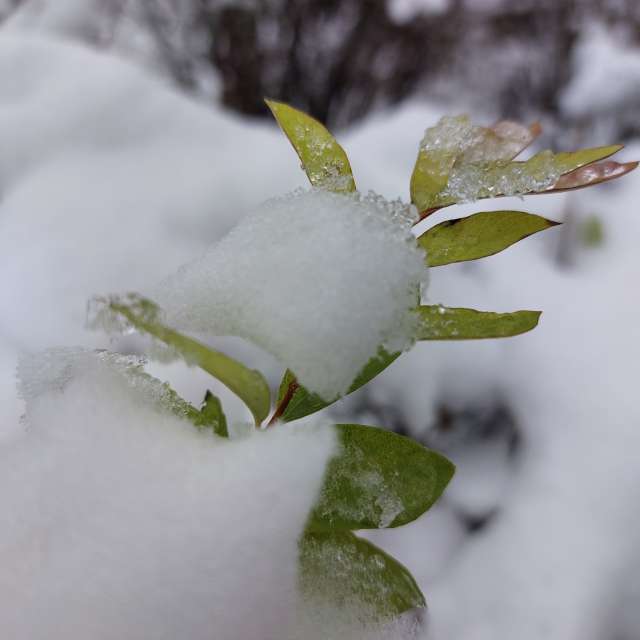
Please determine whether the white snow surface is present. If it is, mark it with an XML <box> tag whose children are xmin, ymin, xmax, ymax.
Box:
<box><xmin>0</xmin><ymin>32</ymin><xmax>301</xmax><ymax>430</ymax></box>
<box><xmin>1</xmin><ymin>20</ymin><xmax>640</xmax><ymax>640</ymax></box>
<box><xmin>1</xmin><ymin>347</ymin><xmax>336</xmax><ymax>639</ymax></box>
<box><xmin>152</xmin><ymin>189</ymin><xmax>426</xmax><ymax>400</ymax></box>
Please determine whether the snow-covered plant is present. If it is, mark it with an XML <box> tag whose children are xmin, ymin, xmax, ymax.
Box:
<box><xmin>88</xmin><ymin>100</ymin><xmax>637</xmax><ymax>627</ymax></box>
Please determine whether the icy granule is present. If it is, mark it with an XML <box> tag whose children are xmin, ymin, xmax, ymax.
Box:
<box><xmin>420</xmin><ymin>115</ymin><xmax>532</xmax><ymax>164</ymax></box>
<box><xmin>419</xmin><ymin>115</ymin><xmax>561</xmax><ymax>203</ymax></box>
<box><xmin>152</xmin><ymin>189</ymin><xmax>426</xmax><ymax>400</ymax></box>
<box><xmin>18</xmin><ymin>348</ymin><xmax>196</xmax><ymax>423</ymax></box>
<box><xmin>442</xmin><ymin>150</ymin><xmax>562</xmax><ymax>203</ymax></box>
<box><xmin>420</xmin><ymin>115</ymin><xmax>481</xmax><ymax>154</ymax></box>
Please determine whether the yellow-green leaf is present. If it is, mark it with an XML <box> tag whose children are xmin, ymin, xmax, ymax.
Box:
<box><xmin>92</xmin><ymin>294</ymin><xmax>271</xmax><ymax>425</ymax></box>
<box><xmin>417</xmin><ymin>305</ymin><xmax>541</xmax><ymax>339</ymax></box>
<box><xmin>554</xmin><ymin>144</ymin><xmax>623</xmax><ymax>175</ymax></box>
<box><xmin>410</xmin><ymin>146</ymin><xmax>457</xmax><ymax>212</ymax></box>
<box><xmin>266</xmin><ymin>99</ymin><xmax>356</xmax><ymax>193</ymax></box>
<box><xmin>419</xmin><ymin>210</ymin><xmax>560</xmax><ymax>266</ymax></box>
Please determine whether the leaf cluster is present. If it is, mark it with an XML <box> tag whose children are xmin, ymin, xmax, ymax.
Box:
<box><xmin>90</xmin><ymin>100</ymin><xmax>636</xmax><ymax>624</ymax></box>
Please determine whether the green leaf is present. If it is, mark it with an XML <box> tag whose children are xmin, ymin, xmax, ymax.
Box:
<box><xmin>417</xmin><ymin>305</ymin><xmax>541</xmax><ymax>340</ymax></box>
<box><xmin>554</xmin><ymin>144</ymin><xmax>623</xmax><ymax>175</ymax></box>
<box><xmin>299</xmin><ymin>530</ymin><xmax>425</xmax><ymax>620</ymax></box>
<box><xmin>274</xmin><ymin>348</ymin><xmax>400</xmax><ymax>423</ymax></box>
<box><xmin>266</xmin><ymin>99</ymin><xmax>356</xmax><ymax>193</ymax></box>
<box><xmin>419</xmin><ymin>210</ymin><xmax>560</xmax><ymax>266</ymax></box>
<box><xmin>308</xmin><ymin>423</ymin><xmax>454</xmax><ymax>531</ymax></box>
<box><xmin>92</xmin><ymin>294</ymin><xmax>271</xmax><ymax>425</ymax></box>
<box><xmin>194</xmin><ymin>390</ymin><xmax>228</xmax><ymax>437</ymax></box>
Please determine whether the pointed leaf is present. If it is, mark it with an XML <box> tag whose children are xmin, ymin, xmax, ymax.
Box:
<box><xmin>419</xmin><ymin>210</ymin><xmax>560</xmax><ymax>266</ymax></box>
<box><xmin>194</xmin><ymin>390</ymin><xmax>228</xmax><ymax>437</ymax></box>
<box><xmin>554</xmin><ymin>144</ymin><xmax>623</xmax><ymax>175</ymax></box>
<box><xmin>549</xmin><ymin>159</ymin><xmax>639</xmax><ymax>193</ymax></box>
<box><xmin>299</xmin><ymin>530</ymin><xmax>425</xmax><ymax>619</ymax></box>
<box><xmin>417</xmin><ymin>305</ymin><xmax>541</xmax><ymax>340</ymax></box>
<box><xmin>308</xmin><ymin>423</ymin><xmax>454</xmax><ymax>531</ymax></box>
<box><xmin>273</xmin><ymin>348</ymin><xmax>400</xmax><ymax>423</ymax></box>
<box><xmin>91</xmin><ymin>294</ymin><xmax>271</xmax><ymax>425</ymax></box>
<box><xmin>266</xmin><ymin>99</ymin><xmax>356</xmax><ymax>193</ymax></box>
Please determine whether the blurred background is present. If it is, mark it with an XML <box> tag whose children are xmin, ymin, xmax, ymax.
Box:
<box><xmin>1</xmin><ymin>1</ymin><xmax>639</xmax><ymax>638</ymax></box>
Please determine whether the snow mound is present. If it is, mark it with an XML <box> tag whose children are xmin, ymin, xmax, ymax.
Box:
<box><xmin>2</xmin><ymin>347</ymin><xmax>336</xmax><ymax>639</ymax></box>
<box><xmin>153</xmin><ymin>189</ymin><xmax>427</xmax><ymax>400</ymax></box>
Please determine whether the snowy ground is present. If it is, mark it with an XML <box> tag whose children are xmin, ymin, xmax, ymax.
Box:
<box><xmin>1</xmin><ymin>20</ymin><xmax>639</xmax><ymax>640</ymax></box>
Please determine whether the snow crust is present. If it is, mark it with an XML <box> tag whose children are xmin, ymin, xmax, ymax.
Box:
<box><xmin>2</xmin><ymin>347</ymin><xmax>336</xmax><ymax>639</ymax></box>
<box><xmin>152</xmin><ymin>189</ymin><xmax>426</xmax><ymax>400</ymax></box>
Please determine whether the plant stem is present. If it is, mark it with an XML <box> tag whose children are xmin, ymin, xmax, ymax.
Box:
<box><xmin>266</xmin><ymin>379</ymin><xmax>299</xmax><ymax>427</ymax></box>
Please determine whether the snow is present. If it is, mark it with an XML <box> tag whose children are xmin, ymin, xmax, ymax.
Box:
<box><xmin>0</xmin><ymin>32</ymin><xmax>302</xmax><ymax>432</ymax></box>
<box><xmin>561</xmin><ymin>22</ymin><xmax>640</xmax><ymax>119</ymax></box>
<box><xmin>150</xmin><ymin>189</ymin><xmax>426</xmax><ymax>400</ymax></box>
<box><xmin>1</xmin><ymin>14</ymin><xmax>640</xmax><ymax>640</ymax></box>
<box><xmin>0</xmin><ymin>34</ymin><xmax>300</xmax><ymax>354</ymax></box>
<box><xmin>2</xmin><ymin>347</ymin><xmax>336</xmax><ymax>639</ymax></box>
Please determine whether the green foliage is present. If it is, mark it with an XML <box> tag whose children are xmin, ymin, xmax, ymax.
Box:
<box><xmin>266</xmin><ymin>99</ymin><xmax>356</xmax><ymax>193</ymax></box>
<box><xmin>417</xmin><ymin>305</ymin><xmax>541</xmax><ymax>340</ymax></box>
<box><xmin>90</xmin><ymin>102</ymin><xmax>637</xmax><ymax>627</ymax></box>
<box><xmin>299</xmin><ymin>530</ymin><xmax>425</xmax><ymax>620</ymax></box>
<box><xmin>419</xmin><ymin>210</ymin><xmax>559</xmax><ymax>266</ymax></box>
<box><xmin>195</xmin><ymin>390</ymin><xmax>229</xmax><ymax>437</ymax></box>
<box><xmin>94</xmin><ymin>294</ymin><xmax>270</xmax><ymax>425</ymax></box>
<box><xmin>308</xmin><ymin>423</ymin><xmax>454</xmax><ymax>531</ymax></box>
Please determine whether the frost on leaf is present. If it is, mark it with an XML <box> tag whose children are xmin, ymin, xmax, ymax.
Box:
<box><xmin>89</xmin><ymin>292</ymin><xmax>270</xmax><ymax>426</ymax></box>
<box><xmin>151</xmin><ymin>190</ymin><xmax>426</xmax><ymax>401</ymax></box>
<box><xmin>307</xmin><ymin>424</ymin><xmax>455</xmax><ymax>531</ymax></box>
<box><xmin>411</xmin><ymin>115</ymin><xmax>635</xmax><ymax>214</ymax></box>
<box><xmin>441</xmin><ymin>150</ymin><xmax>562</xmax><ymax>204</ymax></box>
<box><xmin>17</xmin><ymin>348</ymin><xmax>211</xmax><ymax>428</ymax></box>
<box><xmin>411</xmin><ymin>115</ymin><xmax>541</xmax><ymax>211</ymax></box>
<box><xmin>299</xmin><ymin>530</ymin><xmax>425</xmax><ymax>625</ymax></box>
<box><xmin>266</xmin><ymin>99</ymin><xmax>356</xmax><ymax>193</ymax></box>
